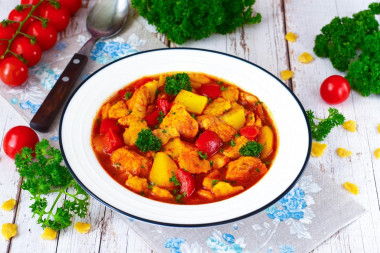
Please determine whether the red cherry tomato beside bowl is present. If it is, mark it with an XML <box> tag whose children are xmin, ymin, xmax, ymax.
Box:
<box><xmin>0</xmin><ymin>56</ymin><xmax>29</xmax><ymax>86</ymax></box>
<box><xmin>320</xmin><ymin>75</ymin><xmax>350</xmax><ymax>104</ymax></box>
<box><xmin>3</xmin><ymin>126</ymin><xmax>39</xmax><ymax>159</ymax></box>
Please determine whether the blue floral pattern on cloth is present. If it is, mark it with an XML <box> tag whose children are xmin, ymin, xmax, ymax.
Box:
<box><xmin>19</xmin><ymin>100</ymin><xmax>40</xmax><ymax>114</ymax></box>
<box><xmin>29</xmin><ymin>62</ymin><xmax>62</xmax><ymax>90</ymax></box>
<box><xmin>206</xmin><ymin>230</ymin><xmax>246</xmax><ymax>253</ymax></box>
<box><xmin>266</xmin><ymin>188</ymin><xmax>307</xmax><ymax>221</ymax></box>
<box><xmin>279</xmin><ymin>245</ymin><xmax>295</xmax><ymax>253</ymax></box>
<box><xmin>165</xmin><ymin>238</ymin><xmax>186</xmax><ymax>253</ymax></box>
<box><xmin>90</xmin><ymin>39</ymin><xmax>138</xmax><ymax>64</ymax></box>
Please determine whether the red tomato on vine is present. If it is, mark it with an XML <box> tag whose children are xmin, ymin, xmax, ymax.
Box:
<box><xmin>26</xmin><ymin>21</ymin><xmax>57</xmax><ymax>50</ymax></box>
<box><xmin>8</xmin><ymin>7</ymin><xmax>36</xmax><ymax>32</ymax></box>
<box><xmin>58</xmin><ymin>0</ymin><xmax>82</xmax><ymax>15</ymax></box>
<box><xmin>39</xmin><ymin>3</ymin><xmax>71</xmax><ymax>32</ymax></box>
<box><xmin>10</xmin><ymin>37</ymin><xmax>42</xmax><ymax>67</ymax></box>
<box><xmin>0</xmin><ymin>56</ymin><xmax>29</xmax><ymax>86</ymax></box>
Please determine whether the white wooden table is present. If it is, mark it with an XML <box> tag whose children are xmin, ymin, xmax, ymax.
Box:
<box><xmin>1</xmin><ymin>0</ymin><xmax>380</xmax><ymax>252</ymax></box>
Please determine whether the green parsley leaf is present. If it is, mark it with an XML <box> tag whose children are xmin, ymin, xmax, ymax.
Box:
<box><xmin>169</xmin><ymin>172</ymin><xmax>181</xmax><ymax>186</ymax></box>
<box><xmin>14</xmin><ymin>140</ymin><xmax>89</xmax><ymax>231</ymax></box>
<box><xmin>230</xmin><ymin>140</ymin><xmax>236</xmax><ymax>147</ymax></box>
<box><xmin>135</xmin><ymin>129</ymin><xmax>162</xmax><ymax>152</ymax></box>
<box><xmin>164</xmin><ymin>73</ymin><xmax>192</xmax><ymax>95</ymax></box>
<box><xmin>211</xmin><ymin>179</ymin><xmax>219</xmax><ymax>187</ymax></box>
<box><xmin>198</xmin><ymin>151</ymin><xmax>208</xmax><ymax>159</ymax></box>
<box><xmin>125</xmin><ymin>91</ymin><xmax>132</xmax><ymax>100</ymax></box>
<box><xmin>306</xmin><ymin>107</ymin><xmax>345</xmax><ymax>141</ymax></box>
<box><xmin>239</xmin><ymin>141</ymin><xmax>263</xmax><ymax>157</ymax></box>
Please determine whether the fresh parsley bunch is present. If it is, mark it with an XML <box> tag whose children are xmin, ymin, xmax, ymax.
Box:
<box><xmin>132</xmin><ymin>0</ymin><xmax>261</xmax><ymax>45</ymax></box>
<box><xmin>15</xmin><ymin>139</ymin><xmax>89</xmax><ymax>231</ymax></box>
<box><xmin>306</xmin><ymin>108</ymin><xmax>345</xmax><ymax>141</ymax></box>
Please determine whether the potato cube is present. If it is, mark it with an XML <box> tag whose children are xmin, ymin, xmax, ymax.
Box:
<box><xmin>174</xmin><ymin>90</ymin><xmax>208</xmax><ymax>114</ymax></box>
<box><xmin>149</xmin><ymin>152</ymin><xmax>178</xmax><ymax>188</ymax></box>
<box><xmin>257</xmin><ymin>126</ymin><xmax>274</xmax><ymax>159</ymax></box>
<box><xmin>220</xmin><ymin>109</ymin><xmax>245</xmax><ymax>131</ymax></box>
<box><xmin>144</xmin><ymin>80</ymin><xmax>158</xmax><ymax>103</ymax></box>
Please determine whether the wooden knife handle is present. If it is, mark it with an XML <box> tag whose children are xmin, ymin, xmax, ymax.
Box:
<box><xmin>30</xmin><ymin>53</ymin><xmax>88</xmax><ymax>133</ymax></box>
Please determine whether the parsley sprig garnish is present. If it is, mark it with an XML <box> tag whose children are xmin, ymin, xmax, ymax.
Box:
<box><xmin>14</xmin><ymin>140</ymin><xmax>89</xmax><ymax>231</ymax></box>
<box><xmin>306</xmin><ymin>107</ymin><xmax>345</xmax><ymax>141</ymax></box>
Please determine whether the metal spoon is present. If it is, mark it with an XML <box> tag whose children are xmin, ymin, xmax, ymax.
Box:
<box><xmin>30</xmin><ymin>0</ymin><xmax>129</xmax><ymax>132</ymax></box>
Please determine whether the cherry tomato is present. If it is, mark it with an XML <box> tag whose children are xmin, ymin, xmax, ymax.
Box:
<box><xmin>21</xmin><ymin>0</ymin><xmax>41</xmax><ymax>4</ymax></box>
<box><xmin>39</xmin><ymin>3</ymin><xmax>70</xmax><ymax>32</ymax></box>
<box><xmin>198</xmin><ymin>83</ymin><xmax>221</xmax><ymax>99</ymax></box>
<box><xmin>8</xmin><ymin>7</ymin><xmax>36</xmax><ymax>32</ymax></box>
<box><xmin>99</xmin><ymin>118</ymin><xmax>121</xmax><ymax>135</ymax></box>
<box><xmin>0</xmin><ymin>22</ymin><xmax>18</xmax><ymax>40</ymax></box>
<box><xmin>58</xmin><ymin>0</ymin><xmax>82</xmax><ymax>15</ymax></box>
<box><xmin>10</xmin><ymin>36</ymin><xmax>42</xmax><ymax>67</ymax></box>
<box><xmin>176</xmin><ymin>168</ymin><xmax>196</xmax><ymax>198</ymax></box>
<box><xmin>239</xmin><ymin>126</ymin><xmax>259</xmax><ymax>141</ymax></box>
<box><xmin>0</xmin><ymin>56</ymin><xmax>29</xmax><ymax>86</ymax></box>
<box><xmin>104</xmin><ymin>128</ymin><xmax>123</xmax><ymax>153</ymax></box>
<box><xmin>320</xmin><ymin>75</ymin><xmax>351</xmax><ymax>104</ymax></box>
<box><xmin>145</xmin><ymin>109</ymin><xmax>163</xmax><ymax>127</ymax></box>
<box><xmin>3</xmin><ymin>126</ymin><xmax>39</xmax><ymax>159</ymax></box>
<box><xmin>195</xmin><ymin>130</ymin><xmax>223</xmax><ymax>157</ymax></box>
<box><xmin>26</xmin><ymin>21</ymin><xmax>57</xmax><ymax>50</ymax></box>
<box><xmin>157</xmin><ymin>99</ymin><xmax>171</xmax><ymax>115</ymax></box>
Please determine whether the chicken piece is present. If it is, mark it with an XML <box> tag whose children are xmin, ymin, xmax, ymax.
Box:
<box><xmin>110</xmin><ymin>147</ymin><xmax>152</xmax><ymax>177</ymax></box>
<box><xmin>203</xmin><ymin>98</ymin><xmax>231</xmax><ymax>116</ymax></box>
<box><xmin>108</xmin><ymin>101</ymin><xmax>129</xmax><ymax>119</ymax></box>
<box><xmin>127</xmin><ymin>85</ymin><xmax>149</xmax><ymax>119</ymax></box>
<box><xmin>100</xmin><ymin>103</ymin><xmax>110</xmax><ymax>120</ymax></box>
<box><xmin>197</xmin><ymin>115</ymin><xmax>236</xmax><ymax>142</ymax></box>
<box><xmin>157</xmin><ymin>74</ymin><xmax>166</xmax><ymax>88</ymax></box>
<box><xmin>125</xmin><ymin>175</ymin><xmax>148</xmax><ymax>194</ymax></box>
<box><xmin>188</xmin><ymin>73</ymin><xmax>210</xmax><ymax>84</ymax></box>
<box><xmin>225</xmin><ymin>157</ymin><xmax>268</xmax><ymax>183</ymax></box>
<box><xmin>122</xmin><ymin>116</ymin><xmax>148</xmax><ymax>146</ymax></box>
<box><xmin>221</xmin><ymin>86</ymin><xmax>239</xmax><ymax>102</ymax></box>
<box><xmin>245</xmin><ymin>111</ymin><xmax>256</xmax><ymax>126</ymax></box>
<box><xmin>240</xmin><ymin>92</ymin><xmax>259</xmax><ymax>106</ymax></box>
<box><xmin>151</xmin><ymin>186</ymin><xmax>173</xmax><ymax>201</ymax></box>
<box><xmin>203</xmin><ymin>170</ymin><xmax>221</xmax><ymax>190</ymax></box>
<box><xmin>160</xmin><ymin>104</ymin><xmax>199</xmax><ymax>139</ymax></box>
<box><xmin>178</xmin><ymin>151</ymin><xmax>211</xmax><ymax>174</ymax></box>
<box><xmin>222</xmin><ymin>136</ymin><xmax>249</xmax><ymax>159</ymax></box>
<box><xmin>209</xmin><ymin>153</ymin><xmax>230</xmax><ymax>169</ymax></box>
<box><xmin>163</xmin><ymin>138</ymin><xmax>197</xmax><ymax>160</ymax></box>
<box><xmin>212</xmin><ymin>182</ymin><xmax>244</xmax><ymax>198</ymax></box>
<box><xmin>152</xmin><ymin>127</ymin><xmax>180</xmax><ymax>145</ymax></box>
<box><xmin>197</xmin><ymin>189</ymin><xmax>214</xmax><ymax>201</ymax></box>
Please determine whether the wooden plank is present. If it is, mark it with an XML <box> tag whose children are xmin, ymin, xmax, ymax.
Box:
<box><xmin>284</xmin><ymin>0</ymin><xmax>380</xmax><ymax>252</ymax></box>
<box><xmin>0</xmin><ymin>99</ymin><xmax>21</xmax><ymax>252</ymax></box>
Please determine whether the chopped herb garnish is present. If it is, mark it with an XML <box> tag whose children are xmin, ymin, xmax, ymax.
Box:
<box><xmin>198</xmin><ymin>151</ymin><xmax>208</xmax><ymax>159</ymax></box>
<box><xmin>191</xmin><ymin>113</ymin><xmax>197</xmax><ymax>119</ymax></box>
<box><xmin>207</xmin><ymin>97</ymin><xmax>212</xmax><ymax>104</ymax></box>
<box><xmin>220</xmin><ymin>85</ymin><xmax>227</xmax><ymax>91</ymax></box>
<box><xmin>169</xmin><ymin>172</ymin><xmax>181</xmax><ymax>186</ymax></box>
<box><xmin>165</xmin><ymin>73</ymin><xmax>192</xmax><ymax>95</ymax></box>
<box><xmin>234</xmin><ymin>133</ymin><xmax>240</xmax><ymax>138</ymax></box>
<box><xmin>125</xmin><ymin>92</ymin><xmax>132</xmax><ymax>100</ymax></box>
<box><xmin>230</xmin><ymin>140</ymin><xmax>236</xmax><ymax>147</ymax></box>
<box><xmin>135</xmin><ymin>129</ymin><xmax>162</xmax><ymax>152</ymax></box>
<box><xmin>162</xmin><ymin>129</ymin><xmax>167</xmax><ymax>133</ymax></box>
<box><xmin>209</xmin><ymin>161</ymin><xmax>214</xmax><ymax>166</ymax></box>
<box><xmin>175</xmin><ymin>192</ymin><xmax>187</xmax><ymax>203</ymax></box>
<box><xmin>211</xmin><ymin>179</ymin><xmax>220</xmax><ymax>187</ymax></box>
<box><xmin>172</xmin><ymin>112</ymin><xmax>176</xmax><ymax>115</ymax></box>
<box><xmin>255</xmin><ymin>168</ymin><xmax>260</xmax><ymax>173</ymax></box>
<box><xmin>141</xmin><ymin>164</ymin><xmax>145</xmax><ymax>168</ymax></box>
<box><xmin>157</xmin><ymin>111</ymin><xmax>165</xmax><ymax>124</ymax></box>
<box><xmin>147</xmin><ymin>182</ymin><xmax>156</xmax><ymax>189</ymax></box>
<box><xmin>239</xmin><ymin>141</ymin><xmax>263</xmax><ymax>157</ymax></box>
<box><xmin>255</xmin><ymin>100</ymin><xmax>263</xmax><ymax>105</ymax></box>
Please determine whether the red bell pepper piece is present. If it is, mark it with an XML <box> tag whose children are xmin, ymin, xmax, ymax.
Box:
<box><xmin>239</xmin><ymin>126</ymin><xmax>259</xmax><ymax>141</ymax></box>
<box><xmin>198</xmin><ymin>83</ymin><xmax>221</xmax><ymax>99</ymax></box>
<box><xmin>133</xmin><ymin>77</ymin><xmax>154</xmax><ymax>90</ymax></box>
<box><xmin>176</xmin><ymin>168</ymin><xmax>196</xmax><ymax>198</ymax></box>
<box><xmin>104</xmin><ymin>128</ymin><xmax>123</xmax><ymax>153</ymax></box>
<box><xmin>195</xmin><ymin>130</ymin><xmax>223</xmax><ymax>157</ymax></box>
<box><xmin>100</xmin><ymin>118</ymin><xmax>121</xmax><ymax>135</ymax></box>
<box><xmin>157</xmin><ymin>99</ymin><xmax>171</xmax><ymax>115</ymax></box>
<box><xmin>145</xmin><ymin>109</ymin><xmax>164</xmax><ymax>127</ymax></box>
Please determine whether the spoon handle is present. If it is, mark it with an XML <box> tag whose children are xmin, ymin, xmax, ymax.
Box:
<box><xmin>30</xmin><ymin>53</ymin><xmax>88</xmax><ymax>132</ymax></box>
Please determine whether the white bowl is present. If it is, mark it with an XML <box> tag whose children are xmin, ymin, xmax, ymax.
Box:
<box><xmin>59</xmin><ymin>48</ymin><xmax>311</xmax><ymax>227</ymax></box>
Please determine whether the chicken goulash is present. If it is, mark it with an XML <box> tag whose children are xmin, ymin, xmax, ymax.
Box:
<box><xmin>91</xmin><ymin>72</ymin><xmax>278</xmax><ymax>204</ymax></box>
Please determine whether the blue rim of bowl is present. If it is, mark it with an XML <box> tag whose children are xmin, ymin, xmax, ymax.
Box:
<box><xmin>59</xmin><ymin>47</ymin><xmax>312</xmax><ymax>227</ymax></box>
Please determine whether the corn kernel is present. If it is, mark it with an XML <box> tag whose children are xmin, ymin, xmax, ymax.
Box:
<box><xmin>285</xmin><ymin>32</ymin><xmax>297</xmax><ymax>42</ymax></box>
<box><xmin>281</xmin><ymin>70</ymin><xmax>294</xmax><ymax>80</ymax></box>
<box><xmin>374</xmin><ymin>148</ymin><xmax>380</xmax><ymax>159</ymax></box>
<box><xmin>311</xmin><ymin>142</ymin><xmax>327</xmax><ymax>157</ymax></box>
<box><xmin>343</xmin><ymin>182</ymin><xmax>359</xmax><ymax>195</ymax></box>
<box><xmin>41</xmin><ymin>227</ymin><xmax>57</xmax><ymax>240</ymax></box>
<box><xmin>298</xmin><ymin>52</ymin><xmax>313</xmax><ymax>63</ymax></box>
<box><xmin>343</xmin><ymin>120</ymin><xmax>356</xmax><ymax>132</ymax></box>
<box><xmin>1</xmin><ymin>199</ymin><xmax>16</xmax><ymax>211</ymax></box>
<box><xmin>337</xmin><ymin>147</ymin><xmax>352</xmax><ymax>158</ymax></box>
<box><xmin>75</xmin><ymin>222</ymin><xmax>91</xmax><ymax>234</ymax></box>
<box><xmin>1</xmin><ymin>223</ymin><xmax>17</xmax><ymax>240</ymax></box>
